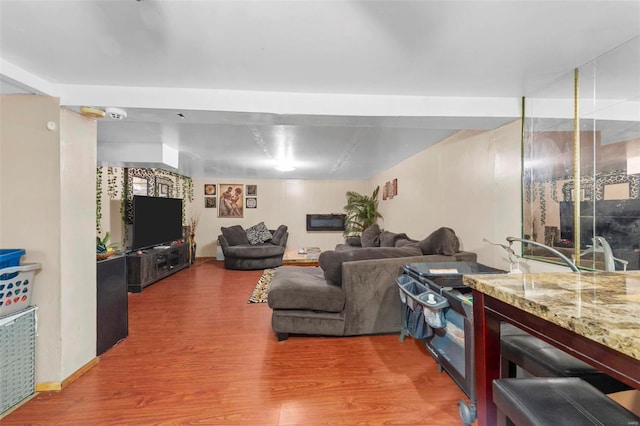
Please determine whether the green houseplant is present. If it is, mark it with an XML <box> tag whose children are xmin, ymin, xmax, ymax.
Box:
<box><xmin>343</xmin><ymin>186</ymin><xmax>383</xmax><ymax>237</ymax></box>
<box><xmin>96</xmin><ymin>232</ymin><xmax>118</xmax><ymax>260</ymax></box>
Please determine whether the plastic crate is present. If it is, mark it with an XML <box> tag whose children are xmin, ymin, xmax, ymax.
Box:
<box><xmin>0</xmin><ymin>263</ymin><xmax>41</xmax><ymax>318</ymax></box>
<box><xmin>0</xmin><ymin>249</ymin><xmax>25</xmax><ymax>270</ymax></box>
<box><xmin>0</xmin><ymin>306</ymin><xmax>37</xmax><ymax>415</ymax></box>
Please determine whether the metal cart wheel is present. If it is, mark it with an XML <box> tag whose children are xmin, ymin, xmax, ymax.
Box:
<box><xmin>458</xmin><ymin>400</ymin><xmax>476</xmax><ymax>426</ymax></box>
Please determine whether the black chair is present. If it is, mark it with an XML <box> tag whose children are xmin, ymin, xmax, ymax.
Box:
<box><xmin>493</xmin><ymin>377</ymin><xmax>639</xmax><ymax>426</ymax></box>
<box><xmin>501</xmin><ymin>329</ymin><xmax>631</xmax><ymax>394</ymax></box>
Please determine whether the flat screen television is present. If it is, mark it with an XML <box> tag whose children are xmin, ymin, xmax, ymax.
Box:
<box><xmin>132</xmin><ymin>195</ymin><xmax>183</xmax><ymax>251</ymax></box>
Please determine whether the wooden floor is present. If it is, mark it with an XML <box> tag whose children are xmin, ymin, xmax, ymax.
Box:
<box><xmin>3</xmin><ymin>259</ymin><xmax>469</xmax><ymax>425</ymax></box>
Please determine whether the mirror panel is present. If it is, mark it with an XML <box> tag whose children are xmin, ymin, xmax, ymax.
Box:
<box><xmin>523</xmin><ymin>37</ymin><xmax>640</xmax><ymax>271</ymax></box>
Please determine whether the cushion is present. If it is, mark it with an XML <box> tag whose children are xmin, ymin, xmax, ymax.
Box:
<box><xmin>268</xmin><ymin>266</ymin><xmax>345</xmax><ymax>312</ymax></box>
<box><xmin>271</xmin><ymin>225</ymin><xmax>288</xmax><ymax>246</ymax></box>
<box><xmin>360</xmin><ymin>224</ymin><xmax>381</xmax><ymax>247</ymax></box>
<box><xmin>379</xmin><ymin>231</ymin><xmax>410</xmax><ymax>247</ymax></box>
<box><xmin>245</xmin><ymin>222</ymin><xmax>272</xmax><ymax>245</ymax></box>
<box><xmin>318</xmin><ymin>245</ymin><xmax>422</xmax><ymax>286</ymax></box>
<box><xmin>221</xmin><ymin>225</ymin><xmax>250</xmax><ymax>246</ymax></box>
<box><xmin>345</xmin><ymin>236</ymin><xmax>362</xmax><ymax>247</ymax></box>
<box><xmin>224</xmin><ymin>244</ymin><xmax>284</xmax><ymax>259</ymax></box>
<box><xmin>418</xmin><ymin>227</ymin><xmax>460</xmax><ymax>256</ymax></box>
<box><xmin>396</xmin><ymin>239</ymin><xmax>418</xmax><ymax>248</ymax></box>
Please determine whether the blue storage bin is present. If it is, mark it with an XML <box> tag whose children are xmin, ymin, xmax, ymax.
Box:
<box><xmin>0</xmin><ymin>249</ymin><xmax>25</xmax><ymax>269</ymax></box>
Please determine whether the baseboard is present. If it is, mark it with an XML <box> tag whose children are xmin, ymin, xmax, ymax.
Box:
<box><xmin>35</xmin><ymin>357</ymin><xmax>99</xmax><ymax>392</ymax></box>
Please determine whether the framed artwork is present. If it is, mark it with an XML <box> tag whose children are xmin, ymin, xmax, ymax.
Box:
<box><xmin>246</xmin><ymin>197</ymin><xmax>257</xmax><ymax>208</ymax></box>
<box><xmin>158</xmin><ymin>183</ymin><xmax>169</xmax><ymax>198</ymax></box>
<box><xmin>219</xmin><ymin>184</ymin><xmax>244</xmax><ymax>218</ymax></box>
<box><xmin>132</xmin><ymin>176</ymin><xmax>148</xmax><ymax>196</ymax></box>
<box><xmin>392</xmin><ymin>178</ymin><xmax>398</xmax><ymax>196</ymax></box>
<box><xmin>386</xmin><ymin>180</ymin><xmax>394</xmax><ymax>199</ymax></box>
<box><xmin>246</xmin><ymin>185</ymin><xmax>257</xmax><ymax>196</ymax></box>
<box><xmin>205</xmin><ymin>197</ymin><xmax>216</xmax><ymax>208</ymax></box>
<box><xmin>204</xmin><ymin>184</ymin><xmax>216</xmax><ymax>196</ymax></box>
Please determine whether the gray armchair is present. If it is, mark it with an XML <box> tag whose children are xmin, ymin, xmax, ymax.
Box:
<box><xmin>218</xmin><ymin>224</ymin><xmax>288</xmax><ymax>270</ymax></box>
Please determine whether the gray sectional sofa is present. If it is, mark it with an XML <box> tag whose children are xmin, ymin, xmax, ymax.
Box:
<box><xmin>267</xmin><ymin>226</ymin><xmax>476</xmax><ymax>340</ymax></box>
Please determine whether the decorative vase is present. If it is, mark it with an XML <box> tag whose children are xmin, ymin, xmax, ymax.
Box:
<box><xmin>189</xmin><ymin>234</ymin><xmax>196</xmax><ymax>264</ymax></box>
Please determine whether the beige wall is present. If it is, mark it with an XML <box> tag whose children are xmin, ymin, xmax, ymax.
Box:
<box><xmin>373</xmin><ymin>121</ymin><xmax>571</xmax><ymax>273</ymax></box>
<box><xmin>190</xmin><ymin>179</ymin><xmax>369</xmax><ymax>256</ymax></box>
<box><xmin>60</xmin><ymin>108</ymin><xmax>97</xmax><ymax>379</ymax></box>
<box><xmin>0</xmin><ymin>95</ymin><xmax>96</xmax><ymax>384</ymax></box>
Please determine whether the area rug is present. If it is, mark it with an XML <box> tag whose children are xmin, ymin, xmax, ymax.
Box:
<box><xmin>247</xmin><ymin>268</ymin><xmax>276</xmax><ymax>303</ymax></box>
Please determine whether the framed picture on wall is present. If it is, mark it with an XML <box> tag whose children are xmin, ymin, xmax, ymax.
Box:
<box><xmin>219</xmin><ymin>184</ymin><xmax>244</xmax><ymax>218</ymax></box>
<box><xmin>132</xmin><ymin>176</ymin><xmax>148</xmax><ymax>196</ymax></box>
<box><xmin>204</xmin><ymin>184</ymin><xmax>216</xmax><ymax>196</ymax></box>
<box><xmin>246</xmin><ymin>197</ymin><xmax>257</xmax><ymax>208</ymax></box>
<box><xmin>246</xmin><ymin>185</ymin><xmax>257</xmax><ymax>196</ymax></box>
<box><xmin>158</xmin><ymin>183</ymin><xmax>169</xmax><ymax>197</ymax></box>
<box><xmin>205</xmin><ymin>197</ymin><xmax>216</xmax><ymax>208</ymax></box>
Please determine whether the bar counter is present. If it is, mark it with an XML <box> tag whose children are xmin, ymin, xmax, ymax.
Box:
<box><xmin>463</xmin><ymin>271</ymin><xmax>640</xmax><ymax>426</ymax></box>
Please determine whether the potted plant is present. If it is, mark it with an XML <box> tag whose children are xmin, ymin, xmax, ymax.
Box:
<box><xmin>343</xmin><ymin>186</ymin><xmax>383</xmax><ymax>238</ymax></box>
<box><xmin>96</xmin><ymin>232</ymin><xmax>118</xmax><ymax>260</ymax></box>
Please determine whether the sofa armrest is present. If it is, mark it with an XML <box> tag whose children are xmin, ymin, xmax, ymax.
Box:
<box><xmin>217</xmin><ymin>234</ymin><xmax>230</xmax><ymax>252</ymax></box>
<box><xmin>271</xmin><ymin>225</ymin><xmax>289</xmax><ymax>247</ymax></box>
<box><xmin>276</xmin><ymin>232</ymin><xmax>289</xmax><ymax>248</ymax></box>
<box><xmin>340</xmin><ymin>254</ymin><xmax>438</xmax><ymax>336</ymax></box>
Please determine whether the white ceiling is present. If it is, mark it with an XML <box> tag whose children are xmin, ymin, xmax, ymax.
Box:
<box><xmin>1</xmin><ymin>0</ymin><xmax>639</xmax><ymax>179</ymax></box>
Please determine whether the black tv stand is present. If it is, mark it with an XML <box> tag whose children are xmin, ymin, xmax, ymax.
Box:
<box><xmin>126</xmin><ymin>244</ymin><xmax>189</xmax><ymax>292</ymax></box>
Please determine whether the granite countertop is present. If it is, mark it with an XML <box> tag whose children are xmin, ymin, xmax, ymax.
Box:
<box><xmin>463</xmin><ymin>271</ymin><xmax>640</xmax><ymax>362</ymax></box>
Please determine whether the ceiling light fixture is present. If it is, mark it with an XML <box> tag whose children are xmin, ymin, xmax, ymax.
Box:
<box><xmin>79</xmin><ymin>106</ymin><xmax>105</xmax><ymax>119</ymax></box>
<box><xmin>275</xmin><ymin>163</ymin><xmax>295</xmax><ymax>172</ymax></box>
<box><xmin>274</xmin><ymin>131</ymin><xmax>296</xmax><ymax>172</ymax></box>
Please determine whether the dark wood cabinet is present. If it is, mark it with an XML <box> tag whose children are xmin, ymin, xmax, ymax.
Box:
<box><xmin>126</xmin><ymin>244</ymin><xmax>189</xmax><ymax>292</ymax></box>
<box><xmin>97</xmin><ymin>255</ymin><xmax>128</xmax><ymax>356</ymax></box>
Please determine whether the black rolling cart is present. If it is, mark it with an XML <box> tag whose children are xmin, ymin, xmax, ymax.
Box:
<box><xmin>397</xmin><ymin>262</ymin><xmax>505</xmax><ymax>426</ymax></box>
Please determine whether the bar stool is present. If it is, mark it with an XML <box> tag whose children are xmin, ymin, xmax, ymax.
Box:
<box><xmin>492</xmin><ymin>377</ymin><xmax>640</xmax><ymax>426</ymax></box>
<box><xmin>501</xmin><ymin>328</ymin><xmax>631</xmax><ymax>394</ymax></box>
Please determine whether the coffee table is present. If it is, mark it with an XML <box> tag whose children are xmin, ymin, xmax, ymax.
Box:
<box><xmin>283</xmin><ymin>247</ymin><xmax>321</xmax><ymax>266</ymax></box>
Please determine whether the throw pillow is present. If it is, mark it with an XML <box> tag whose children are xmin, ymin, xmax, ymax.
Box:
<box><xmin>418</xmin><ymin>227</ymin><xmax>460</xmax><ymax>256</ymax></box>
<box><xmin>360</xmin><ymin>224</ymin><xmax>381</xmax><ymax>247</ymax></box>
<box><xmin>345</xmin><ymin>236</ymin><xmax>362</xmax><ymax>247</ymax></box>
<box><xmin>396</xmin><ymin>239</ymin><xmax>418</xmax><ymax>248</ymax></box>
<box><xmin>379</xmin><ymin>231</ymin><xmax>410</xmax><ymax>247</ymax></box>
<box><xmin>271</xmin><ymin>225</ymin><xmax>288</xmax><ymax>246</ymax></box>
<box><xmin>220</xmin><ymin>225</ymin><xmax>250</xmax><ymax>246</ymax></box>
<box><xmin>245</xmin><ymin>222</ymin><xmax>273</xmax><ymax>245</ymax></box>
